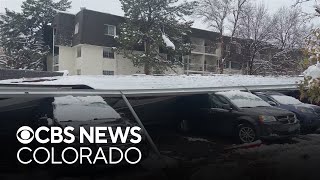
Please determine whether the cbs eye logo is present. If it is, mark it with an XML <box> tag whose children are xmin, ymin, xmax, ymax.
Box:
<box><xmin>16</xmin><ymin>126</ymin><xmax>34</xmax><ymax>144</ymax></box>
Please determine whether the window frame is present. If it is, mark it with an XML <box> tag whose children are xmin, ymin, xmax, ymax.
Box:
<box><xmin>76</xmin><ymin>46</ymin><xmax>81</xmax><ymax>58</ymax></box>
<box><xmin>102</xmin><ymin>70</ymin><xmax>115</xmax><ymax>76</ymax></box>
<box><xmin>76</xmin><ymin>69</ymin><xmax>81</xmax><ymax>75</ymax></box>
<box><xmin>74</xmin><ymin>22</ymin><xmax>79</xmax><ymax>35</ymax></box>
<box><xmin>103</xmin><ymin>48</ymin><xmax>115</xmax><ymax>59</ymax></box>
<box><xmin>104</xmin><ymin>24</ymin><xmax>116</xmax><ymax>36</ymax></box>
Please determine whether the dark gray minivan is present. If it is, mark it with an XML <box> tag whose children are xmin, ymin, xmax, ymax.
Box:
<box><xmin>177</xmin><ymin>91</ymin><xmax>300</xmax><ymax>143</ymax></box>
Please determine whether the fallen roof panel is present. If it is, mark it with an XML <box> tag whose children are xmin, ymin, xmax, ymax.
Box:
<box><xmin>0</xmin><ymin>75</ymin><xmax>302</xmax><ymax>91</ymax></box>
<box><xmin>0</xmin><ymin>84</ymin><xmax>299</xmax><ymax>98</ymax></box>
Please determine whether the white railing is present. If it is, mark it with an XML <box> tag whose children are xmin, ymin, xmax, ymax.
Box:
<box><xmin>186</xmin><ymin>63</ymin><xmax>218</xmax><ymax>73</ymax></box>
<box><xmin>191</xmin><ymin>44</ymin><xmax>217</xmax><ymax>54</ymax></box>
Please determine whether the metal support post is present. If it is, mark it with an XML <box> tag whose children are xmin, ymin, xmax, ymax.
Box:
<box><xmin>120</xmin><ymin>91</ymin><xmax>162</xmax><ymax>158</ymax></box>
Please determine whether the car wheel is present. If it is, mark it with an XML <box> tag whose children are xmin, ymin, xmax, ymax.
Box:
<box><xmin>178</xmin><ymin>120</ymin><xmax>190</xmax><ymax>133</ymax></box>
<box><xmin>237</xmin><ymin>123</ymin><xmax>257</xmax><ymax>144</ymax></box>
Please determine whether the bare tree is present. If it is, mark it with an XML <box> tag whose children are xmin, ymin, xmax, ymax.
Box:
<box><xmin>272</xmin><ymin>7</ymin><xmax>309</xmax><ymax>49</ymax></box>
<box><xmin>235</xmin><ymin>3</ymin><xmax>273</xmax><ymax>75</ymax></box>
<box><xmin>195</xmin><ymin>0</ymin><xmax>231</xmax><ymax>74</ymax></box>
<box><xmin>254</xmin><ymin>7</ymin><xmax>309</xmax><ymax>75</ymax></box>
<box><xmin>195</xmin><ymin>0</ymin><xmax>250</xmax><ymax>74</ymax></box>
<box><xmin>229</xmin><ymin>0</ymin><xmax>249</xmax><ymax>38</ymax></box>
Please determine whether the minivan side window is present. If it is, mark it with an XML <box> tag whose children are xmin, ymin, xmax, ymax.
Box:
<box><xmin>210</xmin><ymin>95</ymin><xmax>230</xmax><ymax>109</ymax></box>
<box><xmin>257</xmin><ymin>95</ymin><xmax>273</xmax><ymax>103</ymax></box>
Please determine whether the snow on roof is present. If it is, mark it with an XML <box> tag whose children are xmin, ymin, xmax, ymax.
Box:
<box><xmin>0</xmin><ymin>75</ymin><xmax>301</xmax><ymax>90</ymax></box>
<box><xmin>54</xmin><ymin>95</ymin><xmax>107</xmax><ymax>105</ymax></box>
<box><xmin>216</xmin><ymin>90</ymin><xmax>271</xmax><ymax>108</ymax></box>
<box><xmin>270</xmin><ymin>95</ymin><xmax>302</xmax><ymax>105</ymax></box>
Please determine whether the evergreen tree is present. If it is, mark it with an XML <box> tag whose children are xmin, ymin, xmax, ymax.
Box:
<box><xmin>118</xmin><ymin>0</ymin><xmax>197</xmax><ymax>74</ymax></box>
<box><xmin>0</xmin><ymin>0</ymin><xmax>71</xmax><ymax>70</ymax></box>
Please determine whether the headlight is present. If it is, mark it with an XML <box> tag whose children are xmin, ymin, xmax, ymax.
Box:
<box><xmin>259</xmin><ymin>115</ymin><xmax>277</xmax><ymax>123</ymax></box>
<box><xmin>296</xmin><ymin>107</ymin><xmax>314</xmax><ymax>114</ymax></box>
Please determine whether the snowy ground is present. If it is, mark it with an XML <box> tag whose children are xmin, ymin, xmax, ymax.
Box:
<box><xmin>2</xmin><ymin>133</ymin><xmax>319</xmax><ymax>180</ymax></box>
<box><xmin>0</xmin><ymin>74</ymin><xmax>302</xmax><ymax>90</ymax></box>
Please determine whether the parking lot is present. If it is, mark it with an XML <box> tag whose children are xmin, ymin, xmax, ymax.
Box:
<box><xmin>0</xmin><ymin>79</ymin><xmax>319</xmax><ymax>179</ymax></box>
<box><xmin>1</xmin><ymin>131</ymin><xmax>320</xmax><ymax>180</ymax></box>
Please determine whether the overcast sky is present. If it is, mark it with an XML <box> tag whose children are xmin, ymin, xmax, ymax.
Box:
<box><xmin>0</xmin><ymin>0</ymin><xmax>317</xmax><ymax>30</ymax></box>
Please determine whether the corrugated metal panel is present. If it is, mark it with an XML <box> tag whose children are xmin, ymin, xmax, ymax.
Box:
<box><xmin>0</xmin><ymin>84</ymin><xmax>298</xmax><ymax>98</ymax></box>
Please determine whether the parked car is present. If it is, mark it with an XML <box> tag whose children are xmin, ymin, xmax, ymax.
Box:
<box><xmin>254</xmin><ymin>91</ymin><xmax>320</xmax><ymax>132</ymax></box>
<box><xmin>176</xmin><ymin>91</ymin><xmax>300</xmax><ymax>143</ymax></box>
<box><xmin>0</xmin><ymin>96</ymin><xmax>149</xmax><ymax>166</ymax></box>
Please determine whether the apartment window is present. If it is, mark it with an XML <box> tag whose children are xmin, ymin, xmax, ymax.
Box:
<box><xmin>77</xmin><ymin>47</ymin><xmax>81</xmax><ymax>57</ymax></box>
<box><xmin>103</xmin><ymin>48</ymin><xmax>115</xmax><ymax>59</ymax></box>
<box><xmin>53</xmin><ymin>66</ymin><xmax>59</xmax><ymax>71</ymax></box>
<box><xmin>103</xmin><ymin>70</ymin><xmax>114</xmax><ymax>75</ymax></box>
<box><xmin>77</xmin><ymin>69</ymin><xmax>81</xmax><ymax>75</ymax></box>
<box><xmin>74</xmin><ymin>22</ymin><xmax>79</xmax><ymax>34</ymax></box>
<box><xmin>104</xmin><ymin>24</ymin><xmax>116</xmax><ymax>36</ymax></box>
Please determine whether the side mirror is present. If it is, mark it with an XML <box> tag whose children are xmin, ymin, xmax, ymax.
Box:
<box><xmin>222</xmin><ymin>104</ymin><xmax>232</xmax><ymax>111</ymax></box>
<box><xmin>268</xmin><ymin>101</ymin><xmax>277</xmax><ymax>106</ymax></box>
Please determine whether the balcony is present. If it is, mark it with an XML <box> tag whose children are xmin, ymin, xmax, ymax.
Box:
<box><xmin>186</xmin><ymin>63</ymin><xmax>218</xmax><ymax>74</ymax></box>
<box><xmin>191</xmin><ymin>44</ymin><xmax>218</xmax><ymax>55</ymax></box>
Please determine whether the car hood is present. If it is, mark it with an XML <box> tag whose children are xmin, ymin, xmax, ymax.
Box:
<box><xmin>240</xmin><ymin>106</ymin><xmax>293</xmax><ymax>116</ymax></box>
<box><xmin>285</xmin><ymin>103</ymin><xmax>320</xmax><ymax>114</ymax></box>
<box><xmin>294</xmin><ymin>103</ymin><xmax>320</xmax><ymax>111</ymax></box>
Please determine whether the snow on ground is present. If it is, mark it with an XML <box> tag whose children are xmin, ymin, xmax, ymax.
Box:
<box><xmin>235</xmin><ymin>134</ymin><xmax>320</xmax><ymax>169</ymax></box>
<box><xmin>0</xmin><ymin>74</ymin><xmax>302</xmax><ymax>90</ymax></box>
<box><xmin>185</xmin><ymin>137</ymin><xmax>213</xmax><ymax>143</ymax></box>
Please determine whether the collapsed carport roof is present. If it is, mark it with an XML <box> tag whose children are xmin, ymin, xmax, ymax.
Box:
<box><xmin>0</xmin><ymin>75</ymin><xmax>302</xmax><ymax>98</ymax></box>
<box><xmin>0</xmin><ymin>74</ymin><xmax>303</xmax><ymax>158</ymax></box>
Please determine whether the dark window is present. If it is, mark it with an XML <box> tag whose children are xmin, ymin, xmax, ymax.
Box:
<box><xmin>53</xmin><ymin>66</ymin><xmax>59</xmax><ymax>71</ymax></box>
<box><xmin>77</xmin><ymin>47</ymin><xmax>81</xmax><ymax>58</ymax></box>
<box><xmin>74</xmin><ymin>22</ymin><xmax>79</xmax><ymax>35</ymax></box>
<box><xmin>77</xmin><ymin>69</ymin><xmax>81</xmax><ymax>75</ymax></box>
<box><xmin>103</xmin><ymin>48</ymin><xmax>115</xmax><ymax>59</ymax></box>
<box><xmin>103</xmin><ymin>70</ymin><xmax>114</xmax><ymax>75</ymax></box>
<box><xmin>257</xmin><ymin>94</ymin><xmax>273</xmax><ymax>102</ymax></box>
<box><xmin>104</xmin><ymin>24</ymin><xmax>116</xmax><ymax>36</ymax></box>
<box><xmin>210</xmin><ymin>94</ymin><xmax>230</xmax><ymax>108</ymax></box>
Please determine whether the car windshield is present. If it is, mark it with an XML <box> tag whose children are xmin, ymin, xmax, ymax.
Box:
<box><xmin>217</xmin><ymin>91</ymin><xmax>271</xmax><ymax>108</ymax></box>
<box><xmin>53</xmin><ymin>96</ymin><xmax>121</xmax><ymax>122</ymax></box>
<box><xmin>271</xmin><ymin>95</ymin><xmax>302</xmax><ymax>105</ymax></box>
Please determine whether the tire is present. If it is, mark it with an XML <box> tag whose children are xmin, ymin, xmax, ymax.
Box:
<box><xmin>237</xmin><ymin>123</ymin><xmax>257</xmax><ymax>144</ymax></box>
<box><xmin>178</xmin><ymin>120</ymin><xmax>190</xmax><ymax>133</ymax></box>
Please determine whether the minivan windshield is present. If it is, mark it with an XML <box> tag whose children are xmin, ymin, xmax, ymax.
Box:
<box><xmin>271</xmin><ymin>95</ymin><xmax>302</xmax><ymax>105</ymax></box>
<box><xmin>53</xmin><ymin>96</ymin><xmax>121</xmax><ymax>122</ymax></box>
<box><xmin>217</xmin><ymin>91</ymin><xmax>271</xmax><ymax>108</ymax></box>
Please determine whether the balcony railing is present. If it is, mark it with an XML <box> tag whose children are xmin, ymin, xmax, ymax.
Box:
<box><xmin>191</xmin><ymin>44</ymin><xmax>217</xmax><ymax>54</ymax></box>
<box><xmin>186</xmin><ymin>63</ymin><xmax>218</xmax><ymax>73</ymax></box>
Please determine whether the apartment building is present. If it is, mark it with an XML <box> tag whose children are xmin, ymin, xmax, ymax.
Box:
<box><xmin>48</xmin><ymin>9</ymin><xmax>243</xmax><ymax>75</ymax></box>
